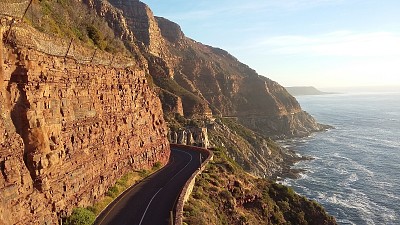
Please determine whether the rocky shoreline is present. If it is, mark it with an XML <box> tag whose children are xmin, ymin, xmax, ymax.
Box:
<box><xmin>276</xmin><ymin>125</ymin><xmax>334</xmax><ymax>180</ymax></box>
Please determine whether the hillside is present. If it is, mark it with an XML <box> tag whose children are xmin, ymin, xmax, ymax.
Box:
<box><xmin>83</xmin><ymin>0</ymin><xmax>328</xmax><ymax>138</ymax></box>
<box><xmin>184</xmin><ymin>147</ymin><xmax>336</xmax><ymax>225</ymax></box>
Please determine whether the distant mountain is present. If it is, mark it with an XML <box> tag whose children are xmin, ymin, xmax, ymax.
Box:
<box><xmin>285</xmin><ymin>86</ymin><xmax>332</xmax><ymax>96</ymax></box>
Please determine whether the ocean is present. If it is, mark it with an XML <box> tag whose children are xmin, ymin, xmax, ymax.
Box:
<box><xmin>282</xmin><ymin>92</ymin><xmax>400</xmax><ymax>225</ymax></box>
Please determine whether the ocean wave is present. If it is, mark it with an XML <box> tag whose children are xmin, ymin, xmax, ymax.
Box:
<box><xmin>292</xmin><ymin>93</ymin><xmax>400</xmax><ymax>225</ymax></box>
<box><xmin>336</xmin><ymin>219</ymin><xmax>357</xmax><ymax>225</ymax></box>
<box><xmin>329</xmin><ymin>188</ymin><xmax>396</xmax><ymax>225</ymax></box>
<box><xmin>374</xmin><ymin>180</ymin><xmax>394</xmax><ymax>189</ymax></box>
<box><xmin>330</xmin><ymin>153</ymin><xmax>374</xmax><ymax>177</ymax></box>
<box><xmin>339</xmin><ymin>173</ymin><xmax>358</xmax><ymax>187</ymax></box>
<box><xmin>327</xmin><ymin>194</ymin><xmax>338</xmax><ymax>204</ymax></box>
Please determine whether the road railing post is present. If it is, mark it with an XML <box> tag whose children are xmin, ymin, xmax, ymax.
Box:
<box><xmin>21</xmin><ymin>0</ymin><xmax>33</xmax><ymax>21</ymax></box>
<box><xmin>170</xmin><ymin>210</ymin><xmax>174</xmax><ymax>225</ymax></box>
<box><xmin>90</xmin><ymin>48</ymin><xmax>97</xmax><ymax>63</ymax></box>
<box><xmin>64</xmin><ymin>38</ymin><xmax>73</xmax><ymax>59</ymax></box>
<box><xmin>199</xmin><ymin>153</ymin><xmax>202</xmax><ymax>170</ymax></box>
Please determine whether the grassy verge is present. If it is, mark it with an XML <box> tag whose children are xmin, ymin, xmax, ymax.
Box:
<box><xmin>183</xmin><ymin>147</ymin><xmax>337</xmax><ymax>225</ymax></box>
<box><xmin>64</xmin><ymin>163</ymin><xmax>163</xmax><ymax>225</ymax></box>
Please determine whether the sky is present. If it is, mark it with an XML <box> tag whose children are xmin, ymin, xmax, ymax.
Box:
<box><xmin>142</xmin><ymin>0</ymin><xmax>400</xmax><ymax>89</ymax></box>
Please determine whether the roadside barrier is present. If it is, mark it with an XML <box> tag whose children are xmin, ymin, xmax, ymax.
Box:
<box><xmin>171</xmin><ymin>144</ymin><xmax>213</xmax><ymax>225</ymax></box>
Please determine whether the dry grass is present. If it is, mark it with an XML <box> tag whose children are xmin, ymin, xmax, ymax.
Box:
<box><xmin>89</xmin><ymin>167</ymin><xmax>159</xmax><ymax>215</ymax></box>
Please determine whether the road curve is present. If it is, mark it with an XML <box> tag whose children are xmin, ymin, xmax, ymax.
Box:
<box><xmin>94</xmin><ymin>147</ymin><xmax>206</xmax><ymax>225</ymax></box>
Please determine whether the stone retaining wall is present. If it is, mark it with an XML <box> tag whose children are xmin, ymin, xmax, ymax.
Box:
<box><xmin>171</xmin><ymin>144</ymin><xmax>213</xmax><ymax>225</ymax></box>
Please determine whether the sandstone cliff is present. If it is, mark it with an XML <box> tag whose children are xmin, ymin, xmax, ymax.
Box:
<box><xmin>0</xmin><ymin>22</ymin><xmax>169</xmax><ymax>224</ymax></box>
<box><xmin>79</xmin><ymin>0</ymin><xmax>329</xmax><ymax>177</ymax></box>
<box><xmin>87</xmin><ymin>0</ymin><xmax>326</xmax><ymax>137</ymax></box>
<box><xmin>154</xmin><ymin>20</ymin><xmax>326</xmax><ymax>137</ymax></box>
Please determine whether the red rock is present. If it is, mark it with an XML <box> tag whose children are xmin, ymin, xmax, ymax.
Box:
<box><xmin>0</xmin><ymin>26</ymin><xmax>170</xmax><ymax>224</ymax></box>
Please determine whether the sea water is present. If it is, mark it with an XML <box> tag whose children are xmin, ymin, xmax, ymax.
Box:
<box><xmin>283</xmin><ymin>92</ymin><xmax>400</xmax><ymax>225</ymax></box>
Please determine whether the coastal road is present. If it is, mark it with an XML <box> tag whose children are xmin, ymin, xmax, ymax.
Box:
<box><xmin>94</xmin><ymin>147</ymin><xmax>206</xmax><ymax>225</ymax></box>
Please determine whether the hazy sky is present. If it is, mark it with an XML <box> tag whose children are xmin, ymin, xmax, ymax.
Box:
<box><xmin>142</xmin><ymin>0</ymin><xmax>400</xmax><ymax>88</ymax></box>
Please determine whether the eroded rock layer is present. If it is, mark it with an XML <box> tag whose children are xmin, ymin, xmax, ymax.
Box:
<box><xmin>0</xmin><ymin>27</ymin><xmax>169</xmax><ymax>224</ymax></box>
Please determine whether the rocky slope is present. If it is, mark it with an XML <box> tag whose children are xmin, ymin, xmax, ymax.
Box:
<box><xmin>80</xmin><ymin>0</ymin><xmax>330</xmax><ymax>176</ymax></box>
<box><xmin>0</xmin><ymin>22</ymin><xmax>169</xmax><ymax>224</ymax></box>
<box><xmin>85</xmin><ymin>0</ymin><xmax>327</xmax><ymax>138</ymax></box>
<box><xmin>184</xmin><ymin>147</ymin><xmax>337</xmax><ymax>225</ymax></box>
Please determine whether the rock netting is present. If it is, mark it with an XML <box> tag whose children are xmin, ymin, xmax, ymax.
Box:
<box><xmin>0</xmin><ymin>27</ymin><xmax>170</xmax><ymax>224</ymax></box>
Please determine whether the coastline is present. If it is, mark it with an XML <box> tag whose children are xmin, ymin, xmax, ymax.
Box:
<box><xmin>279</xmin><ymin>92</ymin><xmax>400</xmax><ymax>224</ymax></box>
<box><xmin>274</xmin><ymin>125</ymin><xmax>334</xmax><ymax>181</ymax></box>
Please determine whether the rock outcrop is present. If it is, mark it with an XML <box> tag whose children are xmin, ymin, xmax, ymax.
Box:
<box><xmin>0</xmin><ymin>25</ymin><xmax>169</xmax><ymax>224</ymax></box>
<box><xmin>169</xmin><ymin>127</ymin><xmax>209</xmax><ymax>149</ymax></box>
<box><xmin>85</xmin><ymin>0</ymin><xmax>213</xmax><ymax>117</ymax></box>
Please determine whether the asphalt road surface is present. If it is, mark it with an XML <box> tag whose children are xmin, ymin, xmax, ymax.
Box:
<box><xmin>94</xmin><ymin>147</ymin><xmax>205</xmax><ymax>225</ymax></box>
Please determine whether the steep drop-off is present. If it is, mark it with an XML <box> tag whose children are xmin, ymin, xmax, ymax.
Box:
<box><xmin>87</xmin><ymin>0</ymin><xmax>327</xmax><ymax>138</ymax></box>
<box><xmin>0</xmin><ymin>24</ymin><xmax>169</xmax><ymax>224</ymax></box>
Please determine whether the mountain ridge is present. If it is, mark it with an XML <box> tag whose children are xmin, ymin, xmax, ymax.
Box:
<box><xmin>286</xmin><ymin>86</ymin><xmax>334</xmax><ymax>96</ymax></box>
<box><xmin>84</xmin><ymin>0</ymin><xmax>327</xmax><ymax>137</ymax></box>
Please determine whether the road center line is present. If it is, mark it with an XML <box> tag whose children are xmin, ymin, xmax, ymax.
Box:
<box><xmin>138</xmin><ymin>149</ymin><xmax>193</xmax><ymax>225</ymax></box>
<box><xmin>138</xmin><ymin>187</ymin><xmax>163</xmax><ymax>225</ymax></box>
<box><xmin>96</xmin><ymin>156</ymin><xmax>177</xmax><ymax>225</ymax></box>
<box><xmin>167</xmin><ymin>149</ymin><xmax>193</xmax><ymax>183</ymax></box>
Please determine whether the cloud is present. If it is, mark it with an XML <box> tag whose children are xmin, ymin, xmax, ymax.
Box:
<box><xmin>244</xmin><ymin>31</ymin><xmax>400</xmax><ymax>57</ymax></box>
<box><xmin>161</xmin><ymin>0</ymin><xmax>346</xmax><ymax>21</ymax></box>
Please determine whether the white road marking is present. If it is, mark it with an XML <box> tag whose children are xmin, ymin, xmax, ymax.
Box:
<box><xmin>138</xmin><ymin>149</ymin><xmax>193</xmax><ymax>225</ymax></box>
<box><xmin>97</xmin><ymin>157</ymin><xmax>176</xmax><ymax>225</ymax></box>
<box><xmin>138</xmin><ymin>187</ymin><xmax>163</xmax><ymax>225</ymax></box>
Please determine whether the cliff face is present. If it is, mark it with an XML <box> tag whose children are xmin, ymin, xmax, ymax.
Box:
<box><xmin>154</xmin><ymin>22</ymin><xmax>325</xmax><ymax>137</ymax></box>
<box><xmin>86</xmin><ymin>0</ymin><xmax>213</xmax><ymax>117</ymax></box>
<box><xmin>0</xmin><ymin>25</ymin><xmax>169</xmax><ymax>224</ymax></box>
<box><xmin>88</xmin><ymin>0</ymin><xmax>325</xmax><ymax>137</ymax></box>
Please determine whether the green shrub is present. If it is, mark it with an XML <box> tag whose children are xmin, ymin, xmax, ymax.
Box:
<box><xmin>153</xmin><ymin>161</ymin><xmax>162</xmax><ymax>170</ymax></box>
<box><xmin>27</xmin><ymin>0</ymin><xmax>127</xmax><ymax>53</ymax></box>
<box><xmin>87</xmin><ymin>25</ymin><xmax>106</xmax><ymax>49</ymax></box>
<box><xmin>106</xmin><ymin>186</ymin><xmax>119</xmax><ymax>198</ymax></box>
<box><xmin>65</xmin><ymin>207</ymin><xmax>96</xmax><ymax>225</ymax></box>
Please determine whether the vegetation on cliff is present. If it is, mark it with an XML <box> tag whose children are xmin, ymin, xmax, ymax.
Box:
<box><xmin>184</xmin><ymin>147</ymin><xmax>337</xmax><ymax>225</ymax></box>
<box><xmin>64</xmin><ymin>165</ymin><xmax>162</xmax><ymax>225</ymax></box>
<box><xmin>208</xmin><ymin>118</ymin><xmax>304</xmax><ymax>178</ymax></box>
<box><xmin>26</xmin><ymin>0</ymin><xmax>126</xmax><ymax>53</ymax></box>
